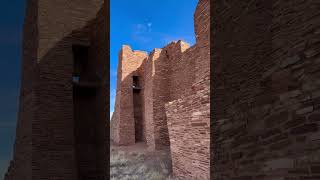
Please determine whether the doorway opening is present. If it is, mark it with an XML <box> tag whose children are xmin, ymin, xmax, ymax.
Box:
<box><xmin>132</xmin><ymin>75</ymin><xmax>144</xmax><ymax>143</ymax></box>
<box><xmin>72</xmin><ymin>45</ymin><xmax>99</xmax><ymax>179</ymax></box>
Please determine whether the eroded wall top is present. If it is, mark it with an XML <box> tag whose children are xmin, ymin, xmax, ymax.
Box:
<box><xmin>194</xmin><ymin>0</ymin><xmax>210</xmax><ymax>44</ymax></box>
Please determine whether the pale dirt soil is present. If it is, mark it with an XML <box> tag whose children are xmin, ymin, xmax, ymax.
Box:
<box><xmin>110</xmin><ymin>142</ymin><xmax>175</xmax><ymax>180</ymax></box>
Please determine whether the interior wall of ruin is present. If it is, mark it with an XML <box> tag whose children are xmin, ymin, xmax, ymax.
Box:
<box><xmin>142</xmin><ymin>49</ymin><xmax>160</xmax><ymax>150</ymax></box>
<box><xmin>33</xmin><ymin>0</ymin><xmax>102</xmax><ymax>177</ymax></box>
<box><xmin>75</xmin><ymin>6</ymin><xmax>108</xmax><ymax>179</ymax></box>
<box><xmin>136</xmin><ymin>61</ymin><xmax>147</xmax><ymax>143</ymax></box>
<box><xmin>110</xmin><ymin>50</ymin><xmax>123</xmax><ymax>143</ymax></box>
<box><xmin>212</xmin><ymin>0</ymin><xmax>320</xmax><ymax>179</ymax></box>
<box><xmin>112</xmin><ymin>39</ymin><xmax>204</xmax><ymax>150</ymax></box>
<box><xmin>165</xmin><ymin>0</ymin><xmax>210</xmax><ymax>179</ymax></box>
<box><xmin>6</xmin><ymin>0</ymin><xmax>107</xmax><ymax>179</ymax></box>
<box><xmin>149</xmin><ymin>45</ymin><xmax>172</xmax><ymax>149</ymax></box>
<box><xmin>111</xmin><ymin>46</ymin><xmax>147</xmax><ymax>145</ymax></box>
<box><xmin>165</xmin><ymin>75</ymin><xmax>210</xmax><ymax>179</ymax></box>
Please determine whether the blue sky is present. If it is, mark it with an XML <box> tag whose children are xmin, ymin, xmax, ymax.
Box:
<box><xmin>110</xmin><ymin>0</ymin><xmax>198</xmax><ymax>117</ymax></box>
<box><xmin>0</xmin><ymin>0</ymin><xmax>197</xmax><ymax>178</ymax></box>
<box><xmin>0</xmin><ymin>0</ymin><xmax>26</xmax><ymax>178</ymax></box>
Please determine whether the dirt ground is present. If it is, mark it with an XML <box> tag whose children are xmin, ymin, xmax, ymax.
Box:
<box><xmin>110</xmin><ymin>142</ymin><xmax>175</xmax><ymax>180</ymax></box>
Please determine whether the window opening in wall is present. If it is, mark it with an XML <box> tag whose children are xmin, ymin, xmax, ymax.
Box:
<box><xmin>72</xmin><ymin>44</ymin><xmax>100</xmax><ymax>179</ymax></box>
<box><xmin>132</xmin><ymin>75</ymin><xmax>141</xmax><ymax>90</ymax></box>
<box><xmin>132</xmin><ymin>75</ymin><xmax>143</xmax><ymax>142</ymax></box>
<box><xmin>72</xmin><ymin>45</ymin><xmax>89</xmax><ymax>84</ymax></box>
<box><xmin>72</xmin><ymin>45</ymin><xmax>98</xmax><ymax>90</ymax></box>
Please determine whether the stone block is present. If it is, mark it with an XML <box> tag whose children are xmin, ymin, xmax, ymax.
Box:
<box><xmin>281</xmin><ymin>55</ymin><xmax>301</xmax><ymax>68</ymax></box>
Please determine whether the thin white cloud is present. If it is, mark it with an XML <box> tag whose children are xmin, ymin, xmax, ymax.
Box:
<box><xmin>131</xmin><ymin>22</ymin><xmax>153</xmax><ymax>43</ymax></box>
<box><xmin>147</xmin><ymin>22</ymin><xmax>152</xmax><ymax>32</ymax></box>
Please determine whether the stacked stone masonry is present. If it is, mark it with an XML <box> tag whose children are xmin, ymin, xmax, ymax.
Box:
<box><xmin>5</xmin><ymin>0</ymin><xmax>108</xmax><ymax>180</ymax></box>
<box><xmin>212</xmin><ymin>0</ymin><xmax>320</xmax><ymax>179</ymax></box>
<box><xmin>110</xmin><ymin>0</ymin><xmax>210</xmax><ymax>179</ymax></box>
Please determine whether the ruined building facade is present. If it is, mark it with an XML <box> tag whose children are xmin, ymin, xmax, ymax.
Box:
<box><xmin>110</xmin><ymin>0</ymin><xmax>210</xmax><ymax>179</ymax></box>
<box><xmin>5</xmin><ymin>0</ymin><xmax>108</xmax><ymax>179</ymax></box>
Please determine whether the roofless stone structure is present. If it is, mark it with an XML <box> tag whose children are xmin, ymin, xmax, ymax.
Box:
<box><xmin>110</xmin><ymin>0</ymin><xmax>210</xmax><ymax>179</ymax></box>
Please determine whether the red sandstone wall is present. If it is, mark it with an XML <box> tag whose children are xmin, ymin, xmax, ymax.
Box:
<box><xmin>37</xmin><ymin>0</ymin><xmax>103</xmax><ymax>60</ymax></box>
<box><xmin>147</xmin><ymin>0</ymin><xmax>210</xmax><ymax>151</ymax></box>
<box><xmin>6</xmin><ymin>1</ymin><xmax>107</xmax><ymax>179</ymax></box>
<box><xmin>83</xmin><ymin>6</ymin><xmax>108</xmax><ymax>179</ymax></box>
<box><xmin>111</xmin><ymin>46</ymin><xmax>147</xmax><ymax>145</ymax></box>
<box><xmin>212</xmin><ymin>0</ymin><xmax>320</xmax><ymax>179</ymax></box>
<box><xmin>137</xmin><ymin>59</ymin><xmax>147</xmax><ymax>142</ymax></box>
<box><xmin>142</xmin><ymin>49</ymin><xmax>161</xmax><ymax>150</ymax></box>
<box><xmin>151</xmin><ymin>46</ymin><xmax>172</xmax><ymax>149</ymax></box>
<box><xmin>110</xmin><ymin>49</ymin><xmax>123</xmax><ymax>143</ymax></box>
<box><xmin>162</xmin><ymin>41</ymin><xmax>194</xmax><ymax>102</ymax></box>
<box><xmin>166</xmin><ymin>75</ymin><xmax>210</xmax><ymax>179</ymax></box>
<box><xmin>194</xmin><ymin>0</ymin><xmax>210</xmax><ymax>82</ymax></box>
<box><xmin>164</xmin><ymin>1</ymin><xmax>210</xmax><ymax>179</ymax></box>
<box><xmin>141</xmin><ymin>41</ymin><xmax>199</xmax><ymax>151</ymax></box>
<box><xmin>111</xmin><ymin>41</ymin><xmax>200</xmax><ymax>151</ymax></box>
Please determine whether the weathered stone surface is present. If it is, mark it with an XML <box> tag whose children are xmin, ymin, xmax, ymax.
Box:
<box><xmin>212</xmin><ymin>0</ymin><xmax>320</xmax><ymax>179</ymax></box>
<box><xmin>5</xmin><ymin>1</ymin><xmax>108</xmax><ymax>180</ymax></box>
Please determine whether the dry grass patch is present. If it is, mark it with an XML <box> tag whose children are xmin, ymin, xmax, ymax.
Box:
<box><xmin>110</xmin><ymin>148</ymin><xmax>174</xmax><ymax>180</ymax></box>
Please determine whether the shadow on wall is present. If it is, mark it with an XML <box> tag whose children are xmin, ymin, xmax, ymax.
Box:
<box><xmin>5</xmin><ymin>6</ymin><xmax>109</xmax><ymax>180</ymax></box>
<box><xmin>212</xmin><ymin>0</ymin><xmax>320</xmax><ymax>179</ymax></box>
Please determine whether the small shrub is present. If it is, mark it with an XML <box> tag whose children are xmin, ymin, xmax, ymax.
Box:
<box><xmin>136</xmin><ymin>152</ymin><xmax>145</xmax><ymax>161</ymax></box>
<box><xmin>136</xmin><ymin>164</ymin><xmax>148</xmax><ymax>174</ymax></box>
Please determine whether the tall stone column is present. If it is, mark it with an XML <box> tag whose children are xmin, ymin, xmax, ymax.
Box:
<box><xmin>5</xmin><ymin>0</ymin><xmax>108</xmax><ymax>179</ymax></box>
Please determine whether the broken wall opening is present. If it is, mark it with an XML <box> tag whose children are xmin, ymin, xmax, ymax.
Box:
<box><xmin>132</xmin><ymin>75</ymin><xmax>144</xmax><ymax>143</ymax></box>
<box><xmin>72</xmin><ymin>45</ymin><xmax>100</xmax><ymax>179</ymax></box>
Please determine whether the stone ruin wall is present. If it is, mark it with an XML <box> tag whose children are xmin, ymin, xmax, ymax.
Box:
<box><xmin>165</xmin><ymin>75</ymin><xmax>210</xmax><ymax>180</ymax></box>
<box><xmin>111</xmin><ymin>46</ymin><xmax>148</xmax><ymax>145</ymax></box>
<box><xmin>110</xmin><ymin>0</ymin><xmax>210</xmax><ymax>179</ymax></box>
<box><xmin>5</xmin><ymin>0</ymin><xmax>108</xmax><ymax>179</ymax></box>
<box><xmin>165</xmin><ymin>0</ymin><xmax>210</xmax><ymax>179</ymax></box>
<box><xmin>212</xmin><ymin>0</ymin><xmax>320</xmax><ymax>179</ymax></box>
